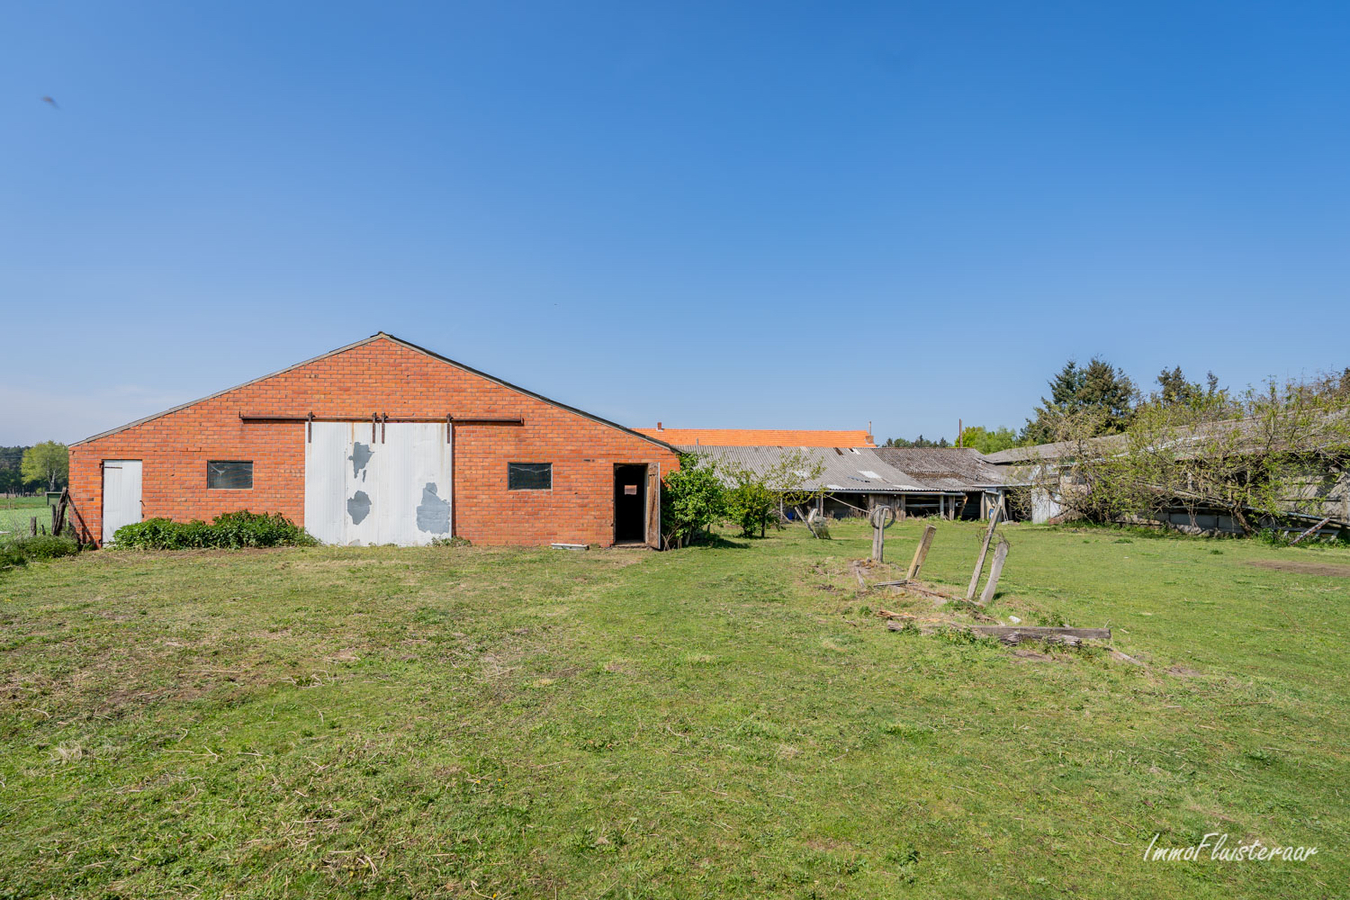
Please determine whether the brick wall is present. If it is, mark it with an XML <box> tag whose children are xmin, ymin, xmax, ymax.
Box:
<box><xmin>69</xmin><ymin>336</ymin><xmax>680</xmax><ymax>546</ymax></box>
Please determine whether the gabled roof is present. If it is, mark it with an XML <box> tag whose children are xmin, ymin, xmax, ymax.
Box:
<box><xmin>637</xmin><ymin>427</ymin><xmax>875</xmax><ymax>447</ymax></box>
<box><xmin>74</xmin><ymin>332</ymin><xmax>678</xmax><ymax>451</ymax></box>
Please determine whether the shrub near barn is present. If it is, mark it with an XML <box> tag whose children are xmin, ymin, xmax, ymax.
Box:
<box><xmin>112</xmin><ymin>511</ymin><xmax>317</xmax><ymax>550</ymax></box>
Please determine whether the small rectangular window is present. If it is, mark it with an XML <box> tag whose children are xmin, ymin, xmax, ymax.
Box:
<box><xmin>207</xmin><ymin>460</ymin><xmax>253</xmax><ymax>490</ymax></box>
<box><xmin>508</xmin><ymin>462</ymin><xmax>551</xmax><ymax>491</ymax></box>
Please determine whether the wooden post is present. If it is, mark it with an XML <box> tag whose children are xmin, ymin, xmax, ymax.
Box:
<box><xmin>870</xmin><ymin>506</ymin><xmax>895</xmax><ymax>562</ymax></box>
<box><xmin>906</xmin><ymin>524</ymin><xmax>936</xmax><ymax>580</ymax></box>
<box><xmin>30</xmin><ymin>516</ymin><xmax>38</xmax><ymax>537</ymax></box>
<box><xmin>965</xmin><ymin>500</ymin><xmax>1004</xmax><ymax>600</ymax></box>
<box><xmin>978</xmin><ymin>537</ymin><xmax>1010</xmax><ymax>605</ymax></box>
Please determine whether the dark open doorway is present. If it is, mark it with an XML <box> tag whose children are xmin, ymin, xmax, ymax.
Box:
<box><xmin>614</xmin><ymin>464</ymin><xmax>648</xmax><ymax>544</ymax></box>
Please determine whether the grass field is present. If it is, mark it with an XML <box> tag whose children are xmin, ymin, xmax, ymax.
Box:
<box><xmin>1</xmin><ymin>520</ymin><xmax>1346</xmax><ymax>898</ymax></box>
<box><xmin>0</xmin><ymin>497</ymin><xmax>54</xmax><ymax>540</ymax></box>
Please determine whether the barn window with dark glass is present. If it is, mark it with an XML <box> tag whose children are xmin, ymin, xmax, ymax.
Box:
<box><xmin>207</xmin><ymin>461</ymin><xmax>254</xmax><ymax>490</ymax></box>
<box><xmin>507</xmin><ymin>462</ymin><xmax>551</xmax><ymax>491</ymax></box>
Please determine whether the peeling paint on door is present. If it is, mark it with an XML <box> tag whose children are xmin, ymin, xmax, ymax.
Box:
<box><xmin>347</xmin><ymin>490</ymin><xmax>372</xmax><ymax>524</ymax></box>
<box><xmin>350</xmin><ymin>443</ymin><xmax>374</xmax><ymax>480</ymax></box>
<box><xmin>305</xmin><ymin>422</ymin><xmax>452</xmax><ymax>546</ymax></box>
<box><xmin>416</xmin><ymin>482</ymin><xmax>451</xmax><ymax>534</ymax></box>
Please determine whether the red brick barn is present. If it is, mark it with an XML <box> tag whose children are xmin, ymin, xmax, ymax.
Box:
<box><xmin>68</xmin><ymin>334</ymin><xmax>679</xmax><ymax>547</ymax></box>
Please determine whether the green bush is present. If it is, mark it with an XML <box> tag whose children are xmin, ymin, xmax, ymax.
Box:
<box><xmin>17</xmin><ymin>534</ymin><xmax>82</xmax><ymax>559</ymax></box>
<box><xmin>112</xmin><ymin>512</ymin><xmax>317</xmax><ymax>550</ymax></box>
<box><xmin>660</xmin><ymin>454</ymin><xmax>727</xmax><ymax>549</ymax></box>
<box><xmin>0</xmin><ymin>534</ymin><xmax>82</xmax><ymax>570</ymax></box>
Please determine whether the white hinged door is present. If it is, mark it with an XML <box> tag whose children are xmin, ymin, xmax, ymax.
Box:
<box><xmin>101</xmin><ymin>460</ymin><xmax>142</xmax><ymax>543</ymax></box>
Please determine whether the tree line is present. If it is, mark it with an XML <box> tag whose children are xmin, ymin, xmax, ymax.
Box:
<box><xmin>0</xmin><ymin>443</ymin><xmax>69</xmax><ymax>494</ymax></box>
<box><xmin>883</xmin><ymin>358</ymin><xmax>1350</xmax><ymax>453</ymax></box>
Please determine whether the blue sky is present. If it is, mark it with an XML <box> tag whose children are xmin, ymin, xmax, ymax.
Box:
<box><xmin>3</xmin><ymin>1</ymin><xmax>1348</xmax><ymax>446</ymax></box>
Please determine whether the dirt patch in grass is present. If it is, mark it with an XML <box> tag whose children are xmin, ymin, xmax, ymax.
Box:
<box><xmin>1247</xmin><ymin>559</ymin><xmax>1350</xmax><ymax>577</ymax></box>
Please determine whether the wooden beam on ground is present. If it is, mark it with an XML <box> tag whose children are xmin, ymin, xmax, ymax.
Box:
<box><xmin>886</xmin><ymin>622</ymin><xmax>1111</xmax><ymax>644</ymax></box>
<box><xmin>968</xmin><ymin>625</ymin><xmax>1110</xmax><ymax>643</ymax></box>
<box><xmin>978</xmin><ymin>537</ymin><xmax>1009</xmax><ymax>605</ymax></box>
<box><xmin>1289</xmin><ymin>516</ymin><xmax>1334</xmax><ymax>546</ymax></box>
<box><xmin>965</xmin><ymin>500</ymin><xmax>1003</xmax><ymax>600</ymax></box>
<box><xmin>906</xmin><ymin>524</ymin><xmax>936</xmax><ymax>580</ymax></box>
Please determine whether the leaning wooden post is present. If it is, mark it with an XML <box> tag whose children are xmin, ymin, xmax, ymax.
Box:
<box><xmin>966</xmin><ymin>500</ymin><xmax>1004</xmax><ymax>600</ymax></box>
<box><xmin>906</xmin><ymin>524</ymin><xmax>937</xmax><ymax>580</ymax></box>
<box><xmin>1289</xmin><ymin>515</ymin><xmax>1333</xmax><ymax>546</ymax></box>
<box><xmin>978</xmin><ymin>537</ymin><xmax>1010</xmax><ymax>605</ymax></box>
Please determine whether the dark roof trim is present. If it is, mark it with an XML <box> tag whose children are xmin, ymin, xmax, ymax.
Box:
<box><xmin>73</xmin><ymin>332</ymin><xmax>679</xmax><ymax>452</ymax></box>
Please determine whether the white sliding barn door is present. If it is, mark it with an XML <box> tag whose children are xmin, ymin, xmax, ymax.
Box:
<box><xmin>101</xmin><ymin>460</ymin><xmax>142</xmax><ymax>543</ymax></box>
<box><xmin>304</xmin><ymin>422</ymin><xmax>452</xmax><ymax>546</ymax></box>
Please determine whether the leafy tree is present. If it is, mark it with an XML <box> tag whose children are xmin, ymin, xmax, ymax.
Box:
<box><xmin>21</xmin><ymin>442</ymin><xmax>68</xmax><ymax>492</ymax></box>
<box><xmin>958</xmin><ymin>425</ymin><xmax>1018</xmax><ymax>455</ymax></box>
<box><xmin>0</xmin><ymin>446</ymin><xmax>26</xmax><ymax>495</ymax></box>
<box><xmin>722</xmin><ymin>450</ymin><xmax>827</xmax><ymax>538</ymax></box>
<box><xmin>660</xmin><ymin>454</ymin><xmax>727</xmax><ymax>548</ymax></box>
<box><xmin>1152</xmin><ymin>366</ymin><xmax>1224</xmax><ymax>409</ymax></box>
<box><xmin>1024</xmin><ymin>372</ymin><xmax>1350</xmax><ymax>534</ymax></box>
<box><xmin>883</xmin><ymin>434</ymin><xmax>950</xmax><ymax>448</ymax></box>
<box><xmin>1023</xmin><ymin>357</ymin><xmax>1136</xmax><ymax>443</ymax></box>
<box><xmin>725</xmin><ymin>470</ymin><xmax>776</xmax><ymax>538</ymax></box>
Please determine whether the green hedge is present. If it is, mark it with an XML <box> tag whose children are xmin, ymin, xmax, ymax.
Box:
<box><xmin>112</xmin><ymin>511</ymin><xmax>318</xmax><ymax>550</ymax></box>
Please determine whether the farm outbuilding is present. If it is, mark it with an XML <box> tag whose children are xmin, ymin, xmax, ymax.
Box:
<box><xmin>69</xmin><ymin>334</ymin><xmax>679</xmax><ymax>547</ymax></box>
<box><xmin>680</xmin><ymin>445</ymin><xmax>1007</xmax><ymax>520</ymax></box>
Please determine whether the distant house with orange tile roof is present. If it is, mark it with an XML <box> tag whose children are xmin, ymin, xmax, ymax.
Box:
<box><xmin>633</xmin><ymin>425</ymin><xmax>875</xmax><ymax>448</ymax></box>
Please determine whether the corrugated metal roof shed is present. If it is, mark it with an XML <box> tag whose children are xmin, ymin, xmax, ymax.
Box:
<box><xmin>675</xmin><ymin>446</ymin><xmax>973</xmax><ymax>493</ymax></box>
